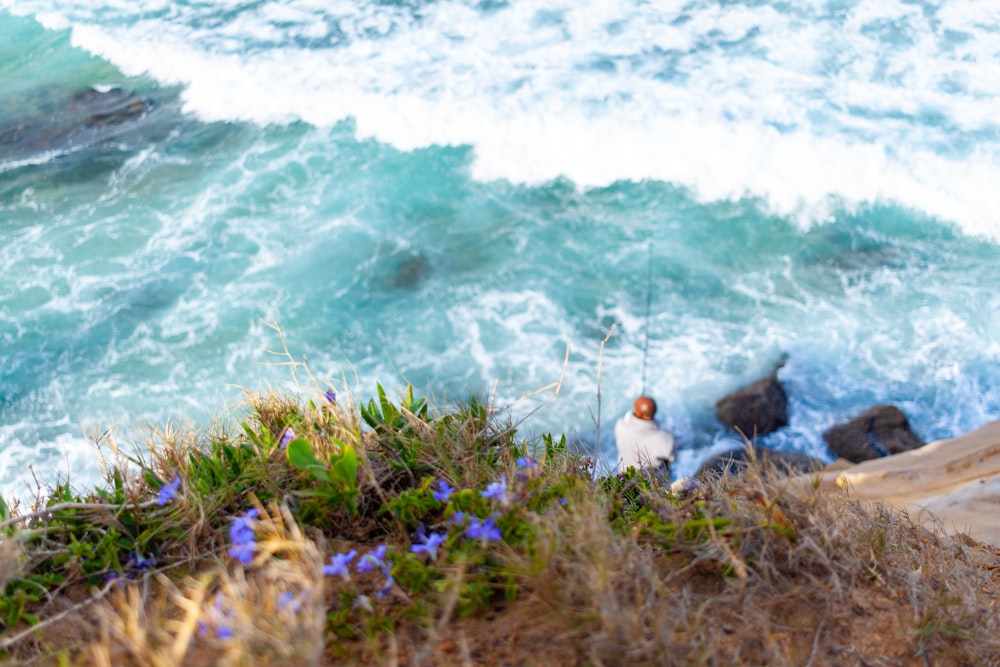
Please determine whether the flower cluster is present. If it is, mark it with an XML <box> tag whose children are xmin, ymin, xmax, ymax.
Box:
<box><xmin>325</xmin><ymin>545</ymin><xmax>395</xmax><ymax>600</ymax></box>
<box><xmin>228</xmin><ymin>509</ymin><xmax>259</xmax><ymax>565</ymax></box>
<box><xmin>322</xmin><ymin>549</ymin><xmax>357</xmax><ymax>580</ymax></box>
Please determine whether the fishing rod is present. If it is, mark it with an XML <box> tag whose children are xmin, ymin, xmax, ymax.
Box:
<box><xmin>640</xmin><ymin>238</ymin><xmax>654</xmax><ymax>395</ymax></box>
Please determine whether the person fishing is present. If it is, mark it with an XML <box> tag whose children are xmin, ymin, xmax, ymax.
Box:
<box><xmin>614</xmin><ymin>395</ymin><xmax>675</xmax><ymax>479</ymax></box>
<box><xmin>613</xmin><ymin>240</ymin><xmax>675</xmax><ymax>478</ymax></box>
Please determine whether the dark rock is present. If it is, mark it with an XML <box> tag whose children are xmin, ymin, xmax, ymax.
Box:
<box><xmin>715</xmin><ymin>356</ymin><xmax>789</xmax><ymax>438</ymax></box>
<box><xmin>695</xmin><ymin>446</ymin><xmax>824</xmax><ymax>481</ymax></box>
<box><xmin>822</xmin><ymin>405</ymin><xmax>924</xmax><ymax>463</ymax></box>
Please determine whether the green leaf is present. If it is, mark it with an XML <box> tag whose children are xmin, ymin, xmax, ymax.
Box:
<box><xmin>330</xmin><ymin>444</ymin><xmax>359</xmax><ymax>489</ymax></box>
<box><xmin>143</xmin><ymin>469</ymin><xmax>162</xmax><ymax>489</ymax></box>
<box><xmin>286</xmin><ymin>438</ymin><xmax>323</xmax><ymax>470</ymax></box>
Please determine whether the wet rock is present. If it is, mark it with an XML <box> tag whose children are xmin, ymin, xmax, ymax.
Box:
<box><xmin>695</xmin><ymin>446</ymin><xmax>824</xmax><ymax>481</ymax></box>
<box><xmin>715</xmin><ymin>355</ymin><xmax>789</xmax><ymax>438</ymax></box>
<box><xmin>822</xmin><ymin>405</ymin><xmax>924</xmax><ymax>463</ymax></box>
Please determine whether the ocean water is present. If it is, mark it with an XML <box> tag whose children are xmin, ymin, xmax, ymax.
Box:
<box><xmin>1</xmin><ymin>0</ymin><xmax>999</xmax><ymax>496</ymax></box>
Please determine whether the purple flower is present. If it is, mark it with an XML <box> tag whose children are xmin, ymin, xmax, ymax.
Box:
<box><xmin>449</xmin><ymin>511</ymin><xmax>468</xmax><ymax>526</ymax></box>
<box><xmin>277</xmin><ymin>591</ymin><xmax>301</xmax><ymax>613</ymax></box>
<box><xmin>228</xmin><ymin>541</ymin><xmax>256</xmax><ymax>565</ymax></box>
<box><xmin>481</xmin><ymin>475</ymin><xmax>509</xmax><ymax>505</ymax></box>
<box><xmin>280</xmin><ymin>428</ymin><xmax>295</xmax><ymax>450</ymax></box>
<box><xmin>157</xmin><ymin>477</ymin><xmax>181</xmax><ymax>506</ymax></box>
<box><xmin>229</xmin><ymin>509</ymin><xmax>259</xmax><ymax>543</ymax></box>
<box><xmin>228</xmin><ymin>509</ymin><xmax>259</xmax><ymax>565</ymax></box>
<box><xmin>132</xmin><ymin>552</ymin><xmax>156</xmax><ymax>570</ymax></box>
<box><xmin>516</xmin><ymin>456</ymin><xmax>537</xmax><ymax>470</ymax></box>
<box><xmin>464</xmin><ymin>517</ymin><xmax>502</xmax><ymax>543</ymax></box>
<box><xmin>432</xmin><ymin>480</ymin><xmax>455</xmax><ymax>502</ymax></box>
<box><xmin>324</xmin><ymin>389</ymin><xmax>337</xmax><ymax>404</ymax></box>
<box><xmin>376</xmin><ymin>574</ymin><xmax>395</xmax><ymax>600</ymax></box>
<box><xmin>357</xmin><ymin>545</ymin><xmax>388</xmax><ymax>574</ymax></box>
<box><xmin>322</xmin><ymin>550</ymin><xmax>357</xmax><ymax>579</ymax></box>
<box><xmin>201</xmin><ymin>594</ymin><xmax>235</xmax><ymax>640</ymax></box>
<box><xmin>411</xmin><ymin>531</ymin><xmax>447</xmax><ymax>561</ymax></box>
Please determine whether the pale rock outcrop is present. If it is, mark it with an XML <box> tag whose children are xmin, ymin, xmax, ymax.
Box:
<box><xmin>800</xmin><ymin>420</ymin><xmax>1000</xmax><ymax>547</ymax></box>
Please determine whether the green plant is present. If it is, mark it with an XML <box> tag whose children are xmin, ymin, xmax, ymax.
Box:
<box><xmin>286</xmin><ymin>437</ymin><xmax>360</xmax><ymax>515</ymax></box>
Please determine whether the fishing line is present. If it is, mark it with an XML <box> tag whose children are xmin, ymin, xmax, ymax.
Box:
<box><xmin>640</xmin><ymin>239</ymin><xmax>654</xmax><ymax>395</ymax></box>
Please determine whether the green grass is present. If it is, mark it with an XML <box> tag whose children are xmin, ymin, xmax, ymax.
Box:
<box><xmin>1</xmin><ymin>384</ymin><xmax>999</xmax><ymax>666</ymax></box>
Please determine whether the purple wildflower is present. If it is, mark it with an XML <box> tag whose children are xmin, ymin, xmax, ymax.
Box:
<box><xmin>229</xmin><ymin>509</ymin><xmax>259</xmax><ymax>543</ymax></box>
<box><xmin>324</xmin><ymin>389</ymin><xmax>337</xmax><ymax>404</ymax></box>
<box><xmin>228</xmin><ymin>509</ymin><xmax>259</xmax><ymax>565</ymax></box>
<box><xmin>228</xmin><ymin>542</ymin><xmax>255</xmax><ymax>565</ymax></box>
<box><xmin>432</xmin><ymin>480</ymin><xmax>456</xmax><ymax>502</ymax></box>
<box><xmin>277</xmin><ymin>591</ymin><xmax>301</xmax><ymax>613</ymax></box>
<box><xmin>357</xmin><ymin>545</ymin><xmax>388</xmax><ymax>574</ymax></box>
<box><xmin>411</xmin><ymin>531</ymin><xmax>447</xmax><ymax>561</ymax></box>
<box><xmin>481</xmin><ymin>475</ymin><xmax>509</xmax><ymax>505</ymax></box>
<box><xmin>376</xmin><ymin>573</ymin><xmax>395</xmax><ymax>600</ymax></box>
<box><xmin>200</xmin><ymin>594</ymin><xmax>235</xmax><ymax>640</ymax></box>
<box><xmin>322</xmin><ymin>549</ymin><xmax>357</xmax><ymax>579</ymax></box>
<box><xmin>280</xmin><ymin>427</ymin><xmax>295</xmax><ymax>450</ymax></box>
<box><xmin>132</xmin><ymin>552</ymin><xmax>156</xmax><ymax>570</ymax></box>
<box><xmin>449</xmin><ymin>511</ymin><xmax>468</xmax><ymax>526</ymax></box>
<box><xmin>156</xmin><ymin>477</ymin><xmax>181</xmax><ymax>506</ymax></box>
<box><xmin>465</xmin><ymin>517</ymin><xmax>502</xmax><ymax>543</ymax></box>
<box><xmin>516</xmin><ymin>456</ymin><xmax>537</xmax><ymax>470</ymax></box>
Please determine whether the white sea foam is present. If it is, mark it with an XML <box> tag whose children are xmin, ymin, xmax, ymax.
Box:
<box><xmin>5</xmin><ymin>0</ymin><xmax>1000</xmax><ymax>238</ymax></box>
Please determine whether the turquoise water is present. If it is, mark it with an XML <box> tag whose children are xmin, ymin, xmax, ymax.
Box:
<box><xmin>2</xmin><ymin>1</ymin><xmax>999</xmax><ymax>495</ymax></box>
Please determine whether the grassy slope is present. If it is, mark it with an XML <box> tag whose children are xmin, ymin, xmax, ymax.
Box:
<box><xmin>1</xmin><ymin>385</ymin><xmax>998</xmax><ymax>666</ymax></box>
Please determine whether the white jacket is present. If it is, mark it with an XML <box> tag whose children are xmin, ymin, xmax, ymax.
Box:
<box><xmin>614</xmin><ymin>411</ymin><xmax>675</xmax><ymax>471</ymax></box>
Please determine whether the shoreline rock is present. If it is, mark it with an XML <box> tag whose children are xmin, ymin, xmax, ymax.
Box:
<box><xmin>714</xmin><ymin>355</ymin><xmax>789</xmax><ymax>438</ymax></box>
<box><xmin>822</xmin><ymin>404</ymin><xmax>924</xmax><ymax>463</ymax></box>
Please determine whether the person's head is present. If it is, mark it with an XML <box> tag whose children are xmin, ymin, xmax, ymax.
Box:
<box><xmin>633</xmin><ymin>396</ymin><xmax>657</xmax><ymax>420</ymax></box>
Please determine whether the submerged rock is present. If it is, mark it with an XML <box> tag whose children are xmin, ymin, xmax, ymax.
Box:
<box><xmin>715</xmin><ymin>355</ymin><xmax>789</xmax><ymax>438</ymax></box>
<box><xmin>70</xmin><ymin>87</ymin><xmax>150</xmax><ymax>127</ymax></box>
<box><xmin>822</xmin><ymin>405</ymin><xmax>924</xmax><ymax>463</ymax></box>
<box><xmin>390</xmin><ymin>252</ymin><xmax>431</xmax><ymax>289</ymax></box>
<box><xmin>0</xmin><ymin>86</ymin><xmax>151</xmax><ymax>162</ymax></box>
